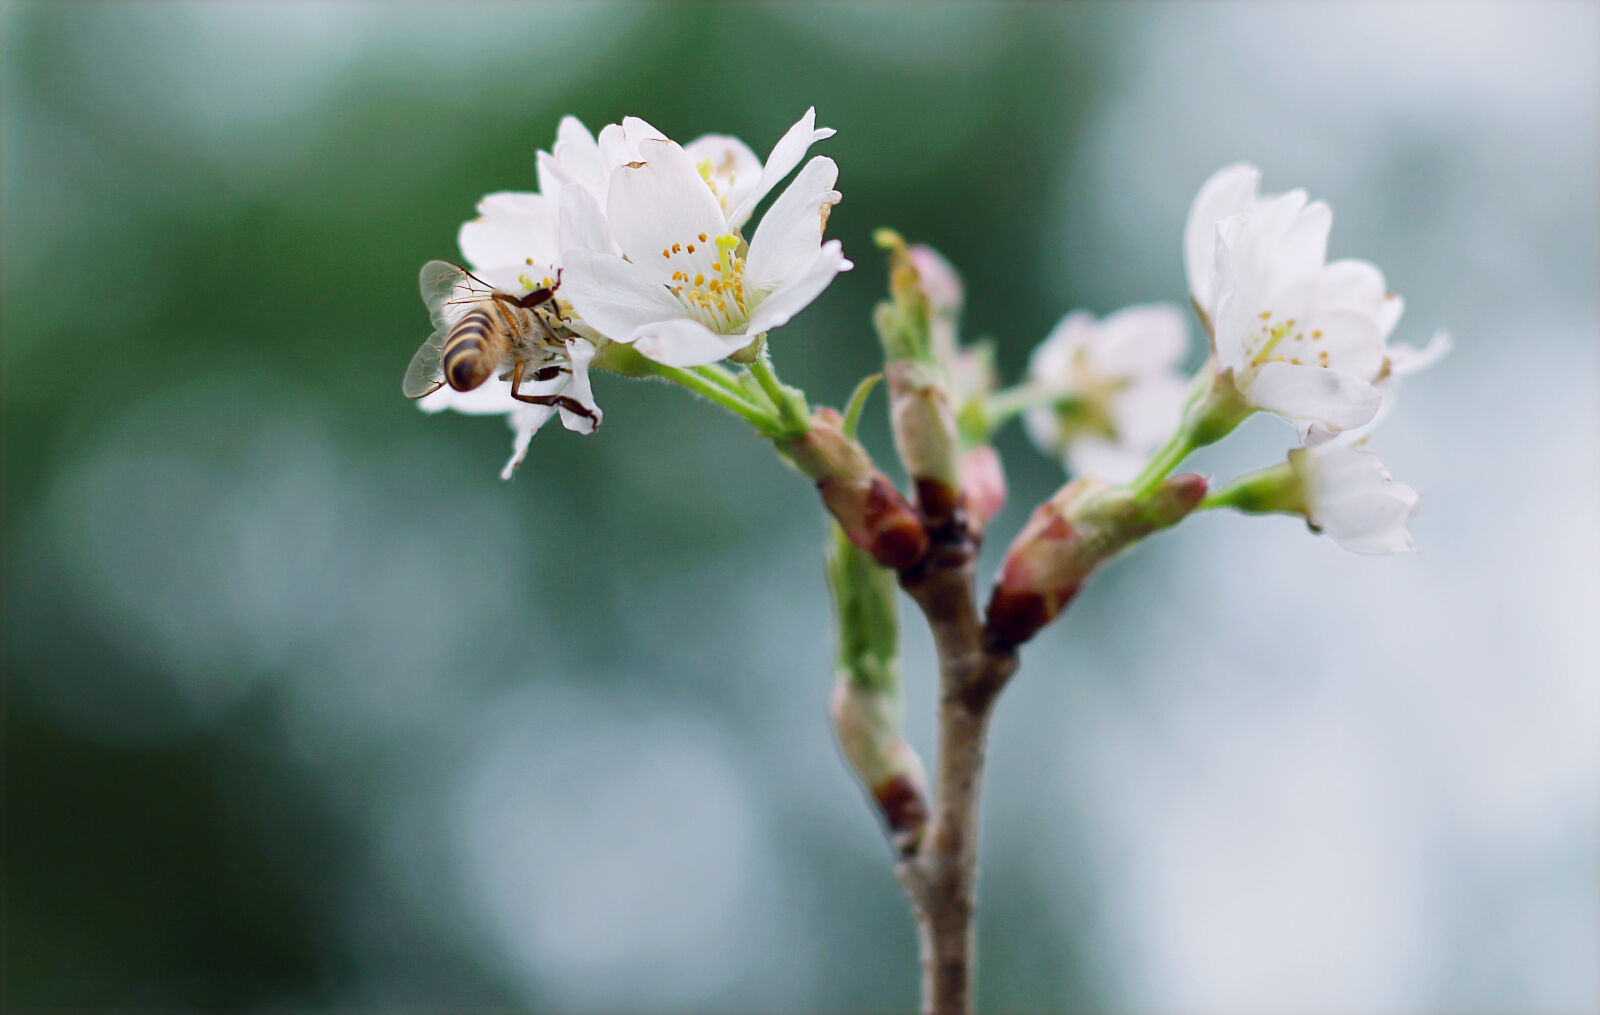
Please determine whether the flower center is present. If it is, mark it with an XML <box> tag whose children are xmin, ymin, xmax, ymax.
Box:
<box><xmin>660</xmin><ymin>231</ymin><xmax>753</xmax><ymax>332</ymax></box>
<box><xmin>1243</xmin><ymin>311</ymin><xmax>1331</xmax><ymax>375</ymax></box>
<box><xmin>696</xmin><ymin>156</ymin><xmax>739</xmax><ymax>216</ymax></box>
<box><xmin>1049</xmin><ymin>347</ymin><xmax>1124</xmax><ymax>446</ymax></box>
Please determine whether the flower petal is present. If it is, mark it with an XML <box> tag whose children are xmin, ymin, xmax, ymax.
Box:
<box><xmin>1388</xmin><ymin>328</ymin><xmax>1452</xmax><ymax>376</ymax></box>
<box><xmin>1027</xmin><ymin>311</ymin><xmax>1096</xmax><ymax>384</ymax></box>
<box><xmin>1088</xmin><ymin>302</ymin><xmax>1190</xmax><ymax>376</ymax></box>
<box><xmin>544</xmin><ymin>115</ymin><xmax>604</xmax><ymax>197</ymax></box>
<box><xmin>1248</xmin><ymin>361</ymin><xmax>1382</xmax><ymax>431</ymax></box>
<box><xmin>1184</xmin><ymin>163</ymin><xmax>1259</xmax><ymax>311</ymax></box>
<box><xmin>560</xmin><ymin>247</ymin><xmax>687</xmax><ymax>340</ymax></box>
<box><xmin>501</xmin><ymin>403</ymin><xmax>557</xmax><ymax>480</ymax></box>
<box><xmin>743</xmin><ymin>239</ymin><xmax>851</xmax><ymax>337</ymax></box>
<box><xmin>1318</xmin><ymin>488</ymin><xmax>1420</xmax><ymax>554</ymax></box>
<box><xmin>744</xmin><ymin>156</ymin><xmax>841</xmax><ymax>292</ymax></box>
<box><xmin>1109</xmin><ymin>373</ymin><xmax>1190</xmax><ymax>448</ymax></box>
<box><xmin>458</xmin><ymin>191</ymin><xmax>558</xmax><ymax>269</ymax></box>
<box><xmin>605</xmin><ymin>138</ymin><xmax>728</xmax><ymax>262</ymax></box>
<box><xmin>1275</xmin><ymin>198</ymin><xmax>1332</xmax><ymax>283</ymax></box>
<box><xmin>683</xmin><ymin>133</ymin><xmax>763</xmax><ymax>224</ymax></box>
<box><xmin>557</xmin><ymin>338</ymin><xmax>602</xmax><ymax>434</ymax></box>
<box><xmin>1317</xmin><ymin>259</ymin><xmax>1388</xmax><ymax>318</ymax></box>
<box><xmin>1064</xmin><ymin>437</ymin><xmax>1150</xmax><ymax>485</ymax></box>
<box><xmin>597</xmin><ymin>116</ymin><xmax>668</xmax><ymax>172</ymax></box>
<box><xmin>557</xmin><ymin>184</ymin><xmax>615</xmax><ymax>256</ymax></box>
<box><xmin>728</xmin><ymin>107</ymin><xmax>836</xmax><ymax>229</ymax></box>
<box><xmin>632</xmin><ymin>317</ymin><xmax>752</xmax><ymax>367</ymax></box>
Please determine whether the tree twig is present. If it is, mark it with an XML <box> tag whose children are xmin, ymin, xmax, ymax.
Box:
<box><xmin>892</xmin><ymin>507</ymin><xmax>1018</xmax><ymax>1015</ymax></box>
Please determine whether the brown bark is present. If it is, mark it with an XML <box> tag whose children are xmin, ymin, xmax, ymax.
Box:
<box><xmin>891</xmin><ymin>501</ymin><xmax>1017</xmax><ymax>1015</ymax></box>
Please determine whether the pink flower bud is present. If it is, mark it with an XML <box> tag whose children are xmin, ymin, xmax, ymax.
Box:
<box><xmin>787</xmin><ymin>409</ymin><xmax>930</xmax><ymax>570</ymax></box>
<box><xmin>959</xmin><ymin>445</ymin><xmax>1007</xmax><ymax>537</ymax></box>
<box><xmin>986</xmin><ymin>474</ymin><xmax>1207</xmax><ymax>649</ymax></box>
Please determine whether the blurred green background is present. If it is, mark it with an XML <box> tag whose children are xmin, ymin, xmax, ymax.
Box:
<box><xmin>4</xmin><ymin>2</ymin><xmax>1596</xmax><ymax>1012</ymax></box>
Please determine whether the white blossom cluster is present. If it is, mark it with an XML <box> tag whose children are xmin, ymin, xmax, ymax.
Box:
<box><xmin>1016</xmin><ymin>164</ymin><xmax>1447</xmax><ymax>553</ymax></box>
<box><xmin>415</xmin><ymin>109</ymin><xmax>848</xmax><ymax>476</ymax></box>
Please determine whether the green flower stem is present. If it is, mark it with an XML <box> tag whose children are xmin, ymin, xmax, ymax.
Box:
<box><xmin>1198</xmin><ymin>460</ymin><xmax>1304</xmax><ymax>516</ymax></box>
<box><xmin>692</xmin><ymin>362</ymin><xmax>752</xmax><ymax>399</ymax></box>
<box><xmin>982</xmin><ymin>384</ymin><xmax>1068</xmax><ymax>430</ymax></box>
<box><xmin>1128</xmin><ymin>365</ymin><xmax>1254</xmax><ymax>501</ymax></box>
<box><xmin>1128</xmin><ymin>429</ymin><xmax>1199</xmax><ymax>501</ymax></box>
<box><xmin>648</xmin><ymin>361</ymin><xmax>784</xmax><ymax>433</ymax></box>
<box><xmin>748</xmin><ymin>351</ymin><xmax>811</xmax><ymax>435</ymax></box>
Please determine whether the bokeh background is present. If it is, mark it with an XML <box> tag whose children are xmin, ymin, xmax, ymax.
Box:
<box><xmin>4</xmin><ymin>2</ymin><xmax>1596</xmax><ymax>1012</ymax></box>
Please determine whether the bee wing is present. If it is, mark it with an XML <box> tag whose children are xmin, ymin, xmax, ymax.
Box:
<box><xmin>402</xmin><ymin>324</ymin><xmax>448</xmax><ymax>398</ymax></box>
<box><xmin>420</xmin><ymin>259</ymin><xmax>496</xmax><ymax>327</ymax></box>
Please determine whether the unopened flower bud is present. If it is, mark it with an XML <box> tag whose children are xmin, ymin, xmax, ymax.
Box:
<box><xmin>786</xmin><ymin>408</ymin><xmax>929</xmax><ymax>570</ymax></box>
<box><xmin>872</xmin><ymin>228</ymin><xmax>933</xmax><ymax>363</ymax></box>
<box><xmin>959</xmin><ymin>445</ymin><xmax>1007</xmax><ymax>538</ymax></box>
<box><xmin>831</xmin><ymin>680</ymin><xmax>928</xmax><ymax>853</ymax></box>
<box><xmin>886</xmin><ymin>359</ymin><xmax>961</xmax><ymax>525</ymax></box>
<box><xmin>907</xmin><ymin>243</ymin><xmax>964</xmax><ymax>319</ymax></box>
<box><xmin>827</xmin><ymin>522</ymin><xmax>927</xmax><ymax>854</ymax></box>
<box><xmin>986</xmin><ymin>473</ymin><xmax>1207</xmax><ymax>649</ymax></box>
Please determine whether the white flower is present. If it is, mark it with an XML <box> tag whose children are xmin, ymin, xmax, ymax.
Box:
<box><xmin>415</xmin><ymin>268</ymin><xmax>601</xmax><ymax>480</ymax></box>
<box><xmin>1022</xmin><ymin>303</ymin><xmax>1191</xmax><ymax>483</ymax></box>
<box><xmin>1288</xmin><ymin>441</ymin><xmax>1419</xmax><ymax>554</ymax></box>
<box><xmin>559</xmin><ymin>110</ymin><xmax>851</xmax><ymax>367</ymax></box>
<box><xmin>418</xmin><ymin>342</ymin><xmax>598</xmax><ymax>480</ymax></box>
<box><xmin>1185</xmin><ymin>164</ymin><xmax>1402</xmax><ymax>437</ymax></box>
<box><xmin>1306</xmin><ymin>327</ymin><xmax>1452</xmax><ymax>447</ymax></box>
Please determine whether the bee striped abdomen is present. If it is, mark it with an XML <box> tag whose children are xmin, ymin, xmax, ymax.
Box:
<box><xmin>442</xmin><ymin>307</ymin><xmax>509</xmax><ymax>391</ymax></box>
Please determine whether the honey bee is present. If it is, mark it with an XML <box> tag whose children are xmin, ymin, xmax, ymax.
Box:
<box><xmin>402</xmin><ymin>260</ymin><xmax>598</xmax><ymax>426</ymax></box>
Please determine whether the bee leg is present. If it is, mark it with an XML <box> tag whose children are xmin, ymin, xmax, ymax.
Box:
<box><xmin>508</xmin><ymin>358</ymin><xmax>598</xmax><ymax>427</ymax></box>
<box><xmin>527</xmin><ymin>364</ymin><xmax>565</xmax><ymax>381</ymax></box>
<box><xmin>509</xmin><ymin>390</ymin><xmax>599</xmax><ymax>428</ymax></box>
<box><xmin>514</xmin><ymin>270</ymin><xmax>563</xmax><ymax>312</ymax></box>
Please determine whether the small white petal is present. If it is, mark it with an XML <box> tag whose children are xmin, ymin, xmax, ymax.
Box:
<box><xmin>1275</xmin><ymin>198</ymin><xmax>1332</xmax><ymax>282</ymax></box>
<box><xmin>743</xmin><ymin>240</ymin><xmax>851</xmax><ymax>337</ymax></box>
<box><xmin>1389</xmin><ymin>328</ymin><xmax>1453</xmax><ymax>376</ymax></box>
<box><xmin>1292</xmin><ymin>444</ymin><xmax>1419</xmax><ymax>553</ymax></box>
<box><xmin>538</xmin><ymin>116</ymin><xmax>607</xmax><ymax>208</ymax></box>
<box><xmin>458</xmin><ymin>191</ymin><xmax>559</xmax><ymax>270</ymax></box>
<box><xmin>1184</xmin><ymin>163</ymin><xmax>1260</xmax><ymax>312</ymax></box>
<box><xmin>632</xmin><ymin>317</ymin><xmax>751</xmax><ymax>367</ymax></box>
<box><xmin>744</xmin><ymin>156</ymin><xmax>840</xmax><ymax>294</ymax></box>
<box><xmin>728</xmin><ymin>107</ymin><xmax>836</xmax><ymax>229</ymax></box>
<box><xmin>606</xmin><ymin>139</ymin><xmax>729</xmax><ymax>263</ymax></box>
<box><xmin>557</xmin><ymin>184</ymin><xmax>615</xmax><ymax>256</ymax></box>
<box><xmin>1317</xmin><ymin>259</ymin><xmax>1388</xmax><ymax>318</ymax></box>
<box><xmin>682</xmin><ymin>132</ymin><xmax>763</xmax><ymax>223</ymax></box>
<box><xmin>1022</xmin><ymin>405</ymin><xmax>1063</xmax><ymax>457</ymax></box>
<box><xmin>1109</xmin><ymin>373</ymin><xmax>1190</xmax><ymax>448</ymax></box>
<box><xmin>1247</xmin><ymin>361</ymin><xmax>1382</xmax><ymax>431</ymax></box>
<box><xmin>560</xmin><ymin>248</ymin><xmax>687</xmax><ymax>341</ymax></box>
<box><xmin>557</xmin><ymin>338</ymin><xmax>602</xmax><ymax>434</ymax></box>
<box><xmin>501</xmin><ymin>403</ymin><xmax>557</xmax><ymax>480</ymax></box>
<box><xmin>1064</xmin><ymin>437</ymin><xmax>1150</xmax><ymax>485</ymax></box>
<box><xmin>1027</xmin><ymin>311</ymin><xmax>1096</xmax><ymax>384</ymax></box>
<box><xmin>1087</xmin><ymin>302</ymin><xmax>1190</xmax><ymax>376</ymax></box>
